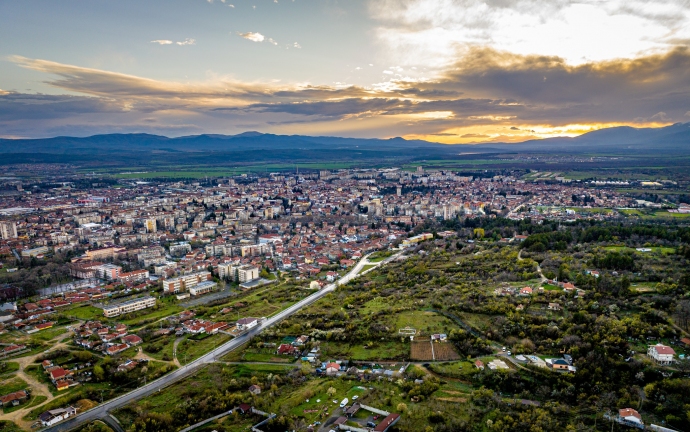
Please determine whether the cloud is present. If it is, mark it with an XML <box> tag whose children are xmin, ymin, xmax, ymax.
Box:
<box><xmin>151</xmin><ymin>39</ymin><xmax>195</xmax><ymax>46</ymax></box>
<box><xmin>293</xmin><ymin>42</ymin><xmax>301</xmax><ymax>49</ymax></box>
<box><xmin>369</xmin><ymin>0</ymin><xmax>690</xmax><ymax>72</ymax></box>
<box><xmin>460</xmin><ymin>133</ymin><xmax>489</xmax><ymax>138</ymax></box>
<box><xmin>238</xmin><ymin>32</ymin><xmax>265</xmax><ymax>42</ymax></box>
<box><xmin>5</xmin><ymin>45</ymin><xmax>690</xmax><ymax>139</ymax></box>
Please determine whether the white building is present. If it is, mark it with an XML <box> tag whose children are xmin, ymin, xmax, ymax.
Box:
<box><xmin>39</xmin><ymin>406</ymin><xmax>77</xmax><ymax>426</ymax></box>
<box><xmin>0</xmin><ymin>221</ymin><xmax>18</xmax><ymax>239</ymax></box>
<box><xmin>102</xmin><ymin>296</ymin><xmax>156</xmax><ymax>318</ymax></box>
<box><xmin>163</xmin><ymin>271</ymin><xmax>211</xmax><ymax>294</ymax></box>
<box><xmin>647</xmin><ymin>344</ymin><xmax>675</xmax><ymax>365</ymax></box>
<box><xmin>188</xmin><ymin>281</ymin><xmax>217</xmax><ymax>296</ymax></box>
<box><xmin>237</xmin><ymin>317</ymin><xmax>258</xmax><ymax>331</ymax></box>
<box><xmin>238</xmin><ymin>265</ymin><xmax>259</xmax><ymax>283</ymax></box>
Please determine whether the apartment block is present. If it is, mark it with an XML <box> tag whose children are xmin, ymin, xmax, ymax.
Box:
<box><xmin>95</xmin><ymin>263</ymin><xmax>122</xmax><ymax>281</ymax></box>
<box><xmin>163</xmin><ymin>271</ymin><xmax>212</xmax><ymax>294</ymax></box>
<box><xmin>0</xmin><ymin>221</ymin><xmax>18</xmax><ymax>239</ymax></box>
<box><xmin>102</xmin><ymin>296</ymin><xmax>156</xmax><ymax>317</ymax></box>
<box><xmin>238</xmin><ymin>265</ymin><xmax>259</xmax><ymax>283</ymax></box>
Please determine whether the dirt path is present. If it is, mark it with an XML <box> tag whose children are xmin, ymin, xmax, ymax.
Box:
<box><xmin>172</xmin><ymin>337</ymin><xmax>183</xmax><ymax>367</ymax></box>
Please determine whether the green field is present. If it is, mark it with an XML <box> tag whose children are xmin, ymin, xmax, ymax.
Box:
<box><xmin>0</xmin><ymin>377</ymin><xmax>28</xmax><ymax>395</ymax></box>
<box><xmin>66</xmin><ymin>305</ymin><xmax>104</xmax><ymax>320</ymax></box>
<box><xmin>602</xmin><ymin>245</ymin><xmax>675</xmax><ymax>254</ymax></box>
<box><xmin>359</xmin><ymin>264</ymin><xmax>376</xmax><ymax>274</ymax></box>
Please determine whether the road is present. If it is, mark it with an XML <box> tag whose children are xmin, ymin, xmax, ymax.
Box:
<box><xmin>45</xmin><ymin>251</ymin><xmax>402</xmax><ymax>432</ymax></box>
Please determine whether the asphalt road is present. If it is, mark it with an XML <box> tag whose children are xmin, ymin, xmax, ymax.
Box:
<box><xmin>45</xmin><ymin>252</ymin><xmax>400</xmax><ymax>432</ymax></box>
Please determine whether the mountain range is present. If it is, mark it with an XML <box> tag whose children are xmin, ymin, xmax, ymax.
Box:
<box><xmin>0</xmin><ymin>123</ymin><xmax>688</xmax><ymax>166</ymax></box>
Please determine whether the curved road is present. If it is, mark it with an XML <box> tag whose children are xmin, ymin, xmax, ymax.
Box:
<box><xmin>45</xmin><ymin>251</ymin><xmax>402</xmax><ymax>432</ymax></box>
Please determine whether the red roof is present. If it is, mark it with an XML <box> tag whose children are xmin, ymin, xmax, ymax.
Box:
<box><xmin>652</xmin><ymin>344</ymin><xmax>675</xmax><ymax>355</ymax></box>
<box><xmin>50</xmin><ymin>367</ymin><xmax>67</xmax><ymax>380</ymax></box>
<box><xmin>373</xmin><ymin>413</ymin><xmax>401</xmax><ymax>431</ymax></box>
<box><xmin>619</xmin><ymin>408</ymin><xmax>641</xmax><ymax>420</ymax></box>
<box><xmin>123</xmin><ymin>334</ymin><xmax>143</xmax><ymax>345</ymax></box>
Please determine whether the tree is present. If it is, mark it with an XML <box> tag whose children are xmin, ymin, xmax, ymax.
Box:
<box><xmin>327</xmin><ymin>387</ymin><xmax>337</xmax><ymax>397</ymax></box>
<box><xmin>396</xmin><ymin>402</ymin><xmax>408</xmax><ymax>413</ymax></box>
<box><xmin>674</xmin><ymin>300</ymin><xmax>690</xmax><ymax>330</ymax></box>
<box><xmin>93</xmin><ymin>364</ymin><xmax>105</xmax><ymax>381</ymax></box>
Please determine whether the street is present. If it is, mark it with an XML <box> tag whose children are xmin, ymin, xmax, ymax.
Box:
<box><xmin>45</xmin><ymin>251</ymin><xmax>401</xmax><ymax>432</ymax></box>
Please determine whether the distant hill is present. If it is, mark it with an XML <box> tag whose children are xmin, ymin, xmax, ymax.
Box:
<box><xmin>0</xmin><ymin>123</ymin><xmax>687</xmax><ymax>166</ymax></box>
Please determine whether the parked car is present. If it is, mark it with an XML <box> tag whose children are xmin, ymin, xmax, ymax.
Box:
<box><xmin>367</xmin><ymin>422</ymin><xmax>376</xmax><ymax>427</ymax></box>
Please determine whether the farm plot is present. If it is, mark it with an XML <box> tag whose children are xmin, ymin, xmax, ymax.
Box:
<box><xmin>411</xmin><ymin>340</ymin><xmax>434</xmax><ymax>361</ymax></box>
<box><xmin>411</xmin><ymin>340</ymin><xmax>461</xmax><ymax>361</ymax></box>
<box><xmin>433</xmin><ymin>342</ymin><xmax>461</xmax><ymax>361</ymax></box>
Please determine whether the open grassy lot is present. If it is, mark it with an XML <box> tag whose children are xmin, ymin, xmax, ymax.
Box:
<box><xmin>142</xmin><ymin>335</ymin><xmax>177</xmax><ymax>361</ymax></box>
<box><xmin>393</xmin><ymin>311</ymin><xmax>455</xmax><ymax>336</ymax></box>
<box><xmin>319</xmin><ymin>340</ymin><xmax>408</xmax><ymax>361</ymax></box>
<box><xmin>359</xmin><ymin>264</ymin><xmax>376</xmax><ymax>273</ymax></box>
<box><xmin>0</xmin><ymin>361</ymin><xmax>20</xmax><ymax>376</ymax></box>
<box><xmin>602</xmin><ymin>245</ymin><xmax>675</xmax><ymax>254</ymax></box>
<box><xmin>176</xmin><ymin>333</ymin><xmax>232</xmax><ymax>363</ymax></box>
<box><xmin>0</xmin><ymin>376</ymin><xmax>29</xmax><ymax>395</ymax></box>
<box><xmin>65</xmin><ymin>304</ymin><xmax>105</xmax><ymax>321</ymax></box>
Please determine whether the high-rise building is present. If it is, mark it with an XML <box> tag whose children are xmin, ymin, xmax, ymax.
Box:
<box><xmin>144</xmin><ymin>218</ymin><xmax>157</xmax><ymax>233</ymax></box>
<box><xmin>0</xmin><ymin>221</ymin><xmax>18</xmax><ymax>239</ymax></box>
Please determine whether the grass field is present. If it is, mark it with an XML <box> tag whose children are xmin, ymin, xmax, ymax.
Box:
<box><xmin>619</xmin><ymin>209</ymin><xmax>690</xmax><ymax>219</ymax></box>
<box><xmin>320</xmin><ymin>340</ymin><xmax>406</xmax><ymax>361</ymax></box>
<box><xmin>393</xmin><ymin>311</ymin><xmax>454</xmax><ymax>336</ymax></box>
<box><xmin>566</xmin><ymin>207</ymin><xmax>613</xmax><ymax>214</ymax></box>
<box><xmin>602</xmin><ymin>245</ymin><xmax>675</xmax><ymax>254</ymax></box>
<box><xmin>359</xmin><ymin>264</ymin><xmax>376</xmax><ymax>274</ymax></box>
<box><xmin>0</xmin><ymin>362</ymin><xmax>20</xmax><ymax>376</ymax></box>
<box><xmin>0</xmin><ymin>376</ymin><xmax>28</xmax><ymax>395</ymax></box>
<box><xmin>176</xmin><ymin>333</ymin><xmax>231</xmax><ymax>363</ymax></box>
<box><xmin>65</xmin><ymin>305</ymin><xmax>104</xmax><ymax>321</ymax></box>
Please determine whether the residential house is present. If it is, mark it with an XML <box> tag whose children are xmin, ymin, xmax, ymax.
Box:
<box><xmin>647</xmin><ymin>344</ymin><xmax>675</xmax><ymax>365</ymax></box>
<box><xmin>248</xmin><ymin>385</ymin><xmax>261</xmax><ymax>395</ymax></box>
<box><xmin>0</xmin><ymin>390</ymin><xmax>28</xmax><ymax>407</ymax></box>
<box><xmin>39</xmin><ymin>407</ymin><xmax>77</xmax><ymax>427</ymax></box>
<box><xmin>616</xmin><ymin>408</ymin><xmax>644</xmax><ymax>429</ymax></box>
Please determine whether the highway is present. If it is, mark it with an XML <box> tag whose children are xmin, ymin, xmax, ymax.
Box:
<box><xmin>45</xmin><ymin>251</ymin><xmax>401</xmax><ymax>432</ymax></box>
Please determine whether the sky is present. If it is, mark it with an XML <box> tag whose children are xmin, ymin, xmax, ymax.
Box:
<box><xmin>1</xmin><ymin>0</ymin><xmax>689</xmax><ymax>143</ymax></box>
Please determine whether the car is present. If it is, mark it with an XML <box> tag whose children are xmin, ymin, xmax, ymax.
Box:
<box><xmin>502</xmin><ymin>347</ymin><xmax>506</xmax><ymax>351</ymax></box>
<box><xmin>507</xmin><ymin>351</ymin><xmax>512</xmax><ymax>356</ymax></box>
<box><xmin>352</xmin><ymin>395</ymin><xmax>359</xmax><ymax>400</ymax></box>
<box><xmin>373</xmin><ymin>415</ymin><xmax>379</xmax><ymax>420</ymax></box>
<box><xmin>367</xmin><ymin>422</ymin><xmax>376</xmax><ymax>427</ymax></box>
<box><xmin>333</xmin><ymin>399</ymin><xmax>338</xmax><ymax>404</ymax></box>
<box><xmin>314</xmin><ymin>422</ymin><xmax>321</xmax><ymax>425</ymax></box>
